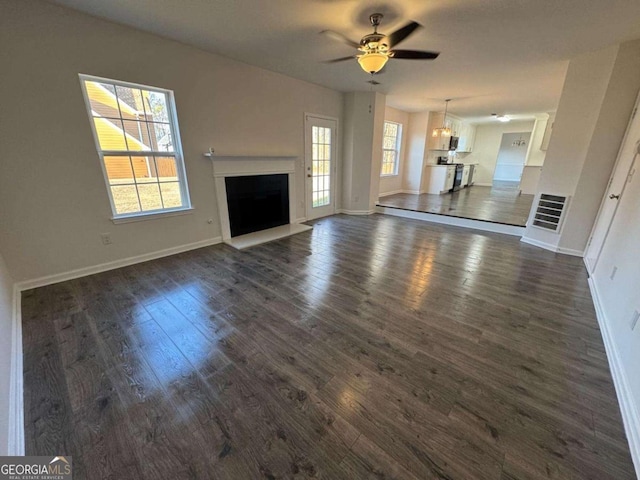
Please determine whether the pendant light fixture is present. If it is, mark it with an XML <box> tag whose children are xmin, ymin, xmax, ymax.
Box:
<box><xmin>512</xmin><ymin>134</ymin><xmax>527</xmax><ymax>147</ymax></box>
<box><xmin>432</xmin><ymin>99</ymin><xmax>452</xmax><ymax>137</ymax></box>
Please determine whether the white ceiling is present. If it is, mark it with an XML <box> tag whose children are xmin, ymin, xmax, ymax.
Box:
<box><xmin>48</xmin><ymin>0</ymin><xmax>640</xmax><ymax>123</ymax></box>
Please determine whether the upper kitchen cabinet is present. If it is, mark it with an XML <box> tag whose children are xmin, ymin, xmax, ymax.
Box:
<box><xmin>428</xmin><ymin>112</ymin><xmax>451</xmax><ymax>150</ymax></box>
<box><xmin>428</xmin><ymin>112</ymin><xmax>459</xmax><ymax>150</ymax></box>
<box><xmin>457</xmin><ymin>122</ymin><xmax>476</xmax><ymax>153</ymax></box>
<box><xmin>541</xmin><ymin>112</ymin><xmax>555</xmax><ymax>151</ymax></box>
<box><xmin>428</xmin><ymin>111</ymin><xmax>474</xmax><ymax>152</ymax></box>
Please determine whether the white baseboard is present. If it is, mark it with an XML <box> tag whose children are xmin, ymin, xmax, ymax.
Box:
<box><xmin>584</xmin><ymin>255</ymin><xmax>595</xmax><ymax>274</ymax></box>
<box><xmin>8</xmin><ymin>236</ymin><xmax>223</xmax><ymax>455</ymax></box>
<box><xmin>8</xmin><ymin>284</ymin><xmax>24</xmax><ymax>455</ymax></box>
<box><xmin>474</xmin><ymin>182</ymin><xmax>493</xmax><ymax>187</ymax></box>
<box><xmin>588</xmin><ymin>277</ymin><xmax>640</xmax><ymax>478</ymax></box>
<box><xmin>402</xmin><ymin>189</ymin><xmax>421</xmax><ymax>195</ymax></box>
<box><xmin>376</xmin><ymin>206</ymin><xmax>525</xmax><ymax>236</ymax></box>
<box><xmin>557</xmin><ymin>246</ymin><xmax>585</xmax><ymax>257</ymax></box>
<box><xmin>338</xmin><ymin>209</ymin><xmax>376</xmax><ymax>216</ymax></box>
<box><xmin>294</xmin><ymin>217</ymin><xmax>308</xmax><ymax>224</ymax></box>
<box><xmin>520</xmin><ymin>236</ymin><xmax>556</xmax><ymax>251</ymax></box>
<box><xmin>520</xmin><ymin>236</ymin><xmax>584</xmax><ymax>257</ymax></box>
<box><xmin>378</xmin><ymin>190</ymin><xmax>404</xmax><ymax>198</ymax></box>
<box><xmin>16</xmin><ymin>237</ymin><xmax>223</xmax><ymax>291</ymax></box>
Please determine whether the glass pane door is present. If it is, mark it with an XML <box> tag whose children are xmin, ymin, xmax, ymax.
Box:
<box><xmin>306</xmin><ymin>116</ymin><xmax>336</xmax><ymax>220</ymax></box>
<box><xmin>312</xmin><ymin>126</ymin><xmax>331</xmax><ymax>208</ymax></box>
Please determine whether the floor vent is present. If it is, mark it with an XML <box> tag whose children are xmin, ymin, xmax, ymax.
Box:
<box><xmin>532</xmin><ymin>194</ymin><xmax>568</xmax><ymax>232</ymax></box>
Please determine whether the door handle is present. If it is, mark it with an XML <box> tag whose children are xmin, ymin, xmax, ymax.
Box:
<box><xmin>307</xmin><ymin>174</ymin><xmax>312</xmax><ymax>178</ymax></box>
<box><xmin>609</xmin><ymin>194</ymin><xmax>620</xmax><ymax>200</ymax></box>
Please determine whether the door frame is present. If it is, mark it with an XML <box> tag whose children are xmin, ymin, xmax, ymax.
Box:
<box><xmin>585</xmin><ymin>91</ymin><xmax>640</xmax><ymax>273</ymax></box>
<box><xmin>304</xmin><ymin>113</ymin><xmax>339</xmax><ymax>221</ymax></box>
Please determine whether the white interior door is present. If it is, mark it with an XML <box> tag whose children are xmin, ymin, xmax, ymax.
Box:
<box><xmin>305</xmin><ymin>115</ymin><xmax>337</xmax><ymax>220</ymax></box>
<box><xmin>585</xmin><ymin>103</ymin><xmax>640</xmax><ymax>273</ymax></box>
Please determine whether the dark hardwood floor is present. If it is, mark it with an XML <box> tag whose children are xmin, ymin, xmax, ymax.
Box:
<box><xmin>22</xmin><ymin>214</ymin><xmax>635</xmax><ymax>479</ymax></box>
<box><xmin>377</xmin><ymin>181</ymin><xmax>534</xmax><ymax>226</ymax></box>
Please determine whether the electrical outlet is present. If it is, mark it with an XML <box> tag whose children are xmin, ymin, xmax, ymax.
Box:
<box><xmin>100</xmin><ymin>233</ymin><xmax>112</xmax><ymax>245</ymax></box>
<box><xmin>631</xmin><ymin>310</ymin><xmax>639</xmax><ymax>331</ymax></box>
<box><xmin>610</xmin><ymin>266</ymin><xmax>618</xmax><ymax>280</ymax></box>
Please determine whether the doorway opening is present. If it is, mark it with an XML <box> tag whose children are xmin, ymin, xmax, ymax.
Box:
<box><xmin>492</xmin><ymin>132</ymin><xmax>532</xmax><ymax>191</ymax></box>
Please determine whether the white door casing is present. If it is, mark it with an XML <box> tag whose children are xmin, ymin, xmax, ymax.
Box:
<box><xmin>305</xmin><ymin>114</ymin><xmax>337</xmax><ymax>220</ymax></box>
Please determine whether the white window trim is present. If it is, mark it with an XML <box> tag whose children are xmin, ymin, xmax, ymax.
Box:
<box><xmin>78</xmin><ymin>74</ymin><xmax>192</xmax><ymax>220</ymax></box>
<box><xmin>110</xmin><ymin>206</ymin><xmax>194</xmax><ymax>224</ymax></box>
<box><xmin>381</xmin><ymin>121</ymin><xmax>402</xmax><ymax>177</ymax></box>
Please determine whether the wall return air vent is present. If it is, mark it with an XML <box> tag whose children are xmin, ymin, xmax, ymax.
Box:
<box><xmin>532</xmin><ymin>194</ymin><xmax>569</xmax><ymax>232</ymax></box>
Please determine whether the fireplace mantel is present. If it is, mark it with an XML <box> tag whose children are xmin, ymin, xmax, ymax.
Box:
<box><xmin>209</xmin><ymin>155</ymin><xmax>310</xmax><ymax>248</ymax></box>
<box><xmin>210</xmin><ymin>156</ymin><xmax>297</xmax><ymax>179</ymax></box>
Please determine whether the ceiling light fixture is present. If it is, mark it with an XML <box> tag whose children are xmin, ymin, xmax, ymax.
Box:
<box><xmin>357</xmin><ymin>52</ymin><xmax>389</xmax><ymax>74</ymax></box>
<box><xmin>492</xmin><ymin>113</ymin><xmax>510</xmax><ymax>123</ymax></box>
<box><xmin>432</xmin><ymin>99</ymin><xmax>452</xmax><ymax>137</ymax></box>
<box><xmin>323</xmin><ymin>13</ymin><xmax>439</xmax><ymax>77</ymax></box>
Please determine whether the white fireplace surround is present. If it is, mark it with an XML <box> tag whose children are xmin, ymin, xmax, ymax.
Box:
<box><xmin>210</xmin><ymin>155</ymin><xmax>310</xmax><ymax>247</ymax></box>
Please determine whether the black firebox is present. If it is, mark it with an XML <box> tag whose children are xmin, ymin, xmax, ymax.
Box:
<box><xmin>225</xmin><ymin>174</ymin><xmax>289</xmax><ymax>237</ymax></box>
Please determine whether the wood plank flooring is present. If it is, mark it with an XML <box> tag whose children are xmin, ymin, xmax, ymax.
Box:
<box><xmin>377</xmin><ymin>181</ymin><xmax>534</xmax><ymax>226</ymax></box>
<box><xmin>21</xmin><ymin>214</ymin><xmax>635</xmax><ymax>479</ymax></box>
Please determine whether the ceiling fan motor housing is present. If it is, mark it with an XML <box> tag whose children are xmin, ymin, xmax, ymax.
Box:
<box><xmin>360</xmin><ymin>33</ymin><xmax>389</xmax><ymax>53</ymax></box>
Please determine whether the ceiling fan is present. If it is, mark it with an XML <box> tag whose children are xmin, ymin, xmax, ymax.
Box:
<box><xmin>322</xmin><ymin>13</ymin><xmax>440</xmax><ymax>75</ymax></box>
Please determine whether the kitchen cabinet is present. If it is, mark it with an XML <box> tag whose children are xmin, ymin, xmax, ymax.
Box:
<box><xmin>462</xmin><ymin>165</ymin><xmax>471</xmax><ymax>186</ymax></box>
<box><xmin>428</xmin><ymin>112</ymin><xmax>475</xmax><ymax>152</ymax></box>
<box><xmin>421</xmin><ymin>165</ymin><xmax>455</xmax><ymax>194</ymax></box>
<box><xmin>541</xmin><ymin>112</ymin><xmax>555</xmax><ymax>151</ymax></box>
<box><xmin>457</xmin><ymin>123</ymin><xmax>476</xmax><ymax>153</ymax></box>
<box><xmin>429</xmin><ymin>131</ymin><xmax>451</xmax><ymax>151</ymax></box>
<box><xmin>428</xmin><ymin>112</ymin><xmax>452</xmax><ymax>151</ymax></box>
<box><xmin>445</xmin><ymin>166</ymin><xmax>455</xmax><ymax>190</ymax></box>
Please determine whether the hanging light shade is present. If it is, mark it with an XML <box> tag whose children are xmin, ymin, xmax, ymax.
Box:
<box><xmin>357</xmin><ymin>52</ymin><xmax>389</xmax><ymax>74</ymax></box>
<box><xmin>432</xmin><ymin>99</ymin><xmax>452</xmax><ymax>137</ymax></box>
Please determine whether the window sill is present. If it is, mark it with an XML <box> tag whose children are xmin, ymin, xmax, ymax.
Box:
<box><xmin>380</xmin><ymin>174</ymin><xmax>399</xmax><ymax>178</ymax></box>
<box><xmin>111</xmin><ymin>207</ymin><xmax>194</xmax><ymax>224</ymax></box>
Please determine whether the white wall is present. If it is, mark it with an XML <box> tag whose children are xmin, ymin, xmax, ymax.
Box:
<box><xmin>379</xmin><ymin>107</ymin><xmax>409</xmax><ymax>196</ymax></box>
<box><xmin>493</xmin><ymin>132</ymin><xmax>531</xmax><ymax>181</ymax></box>
<box><xmin>403</xmin><ymin>112</ymin><xmax>430</xmax><ymax>193</ymax></box>
<box><xmin>463</xmin><ymin>121</ymin><xmax>535</xmax><ymax>185</ymax></box>
<box><xmin>0</xmin><ymin>0</ymin><xmax>343</xmax><ymax>282</ymax></box>
<box><xmin>341</xmin><ymin>92</ymin><xmax>385</xmax><ymax>212</ymax></box>
<box><xmin>559</xmin><ymin>40</ymin><xmax>640</xmax><ymax>253</ymax></box>
<box><xmin>590</xmin><ymin>155</ymin><xmax>640</xmax><ymax>476</ymax></box>
<box><xmin>0</xmin><ymin>253</ymin><xmax>14</xmax><ymax>455</ymax></box>
<box><xmin>523</xmin><ymin>40</ymin><xmax>640</xmax><ymax>253</ymax></box>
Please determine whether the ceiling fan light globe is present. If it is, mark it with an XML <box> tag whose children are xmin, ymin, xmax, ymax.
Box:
<box><xmin>357</xmin><ymin>52</ymin><xmax>388</xmax><ymax>74</ymax></box>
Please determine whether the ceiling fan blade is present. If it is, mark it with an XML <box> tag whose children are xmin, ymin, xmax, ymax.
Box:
<box><xmin>392</xmin><ymin>49</ymin><xmax>440</xmax><ymax>60</ymax></box>
<box><xmin>323</xmin><ymin>56</ymin><xmax>356</xmax><ymax>63</ymax></box>
<box><xmin>320</xmin><ymin>30</ymin><xmax>360</xmax><ymax>49</ymax></box>
<box><xmin>385</xmin><ymin>21</ymin><xmax>421</xmax><ymax>48</ymax></box>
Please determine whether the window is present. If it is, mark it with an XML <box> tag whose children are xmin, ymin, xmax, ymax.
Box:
<box><xmin>381</xmin><ymin>121</ymin><xmax>402</xmax><ymax>176</ymax></box>
<box><xmin>79</xmin><ymin>75</ymin><xmax>191</xmax><ymax>219</ymax></box>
